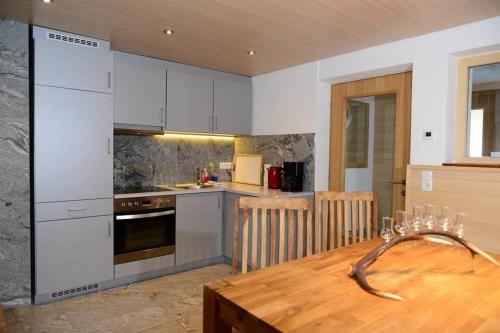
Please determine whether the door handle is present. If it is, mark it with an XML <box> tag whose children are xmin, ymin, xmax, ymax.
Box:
<box><xmin>215</xmin><ymin>116</ymin><xmax>219</xmax><ymax>130</ymax></box>
<box><xmin>107</xmin><ymin>138</ymin><xmax>111</xmax><ymax>155</ymax></box>
<box><xmin>161</xmin><ymin>107</ymin><xmax>164</xmax><ymax>124</ymax></box>
<box><xmin>387</xmin><ymin>180</ymin><xmax>406</xmax><ymax>185</ymax></box>
<box><xmin>108</xmin><ymin>221</ymin><xmax>111</xmax><ymax>237</ymax></box>
<box><xmin>107</xmin><ymin>72</ymin><xmax>111</xmax><ymax>89</ymax></box>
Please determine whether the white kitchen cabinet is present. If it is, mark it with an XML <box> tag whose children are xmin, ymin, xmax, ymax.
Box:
<box><xmin>113</xmin><ymin>52</ymin><xmax>167</xmax><ymax>128</ymax></box>
<box><xmin>214</xmin><ymin>78</ymin><xmax>252</xmax><ymax>135</ymax></box>
<box><xmin>166</xmin><ymin>70</ymin><xmax>214</xmax><ymax>133</ymax></box>
<box><xmin>36</xmin><ymin>216</ymin><xmax>114</xmax><ymax>295</ymax></box>
<box><xmin>176</xmin><ymin>192</ymin><xmax>223</xmax><ymax>265</ymax></box>
<box><xmin>33</xmin><ymin>27</ymin><xmax>113</xmax><ymax>93</ymax></box>
<box><xmin>34</xmin><ymin>85</ymin><xmax>113</xmax><ymax>202</ymax></box>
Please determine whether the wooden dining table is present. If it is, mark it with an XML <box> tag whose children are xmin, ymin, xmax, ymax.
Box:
<box><xmin>203</xmin><ymin>239</ymin><xmax>500</xmax><ymax>332</ymax></box>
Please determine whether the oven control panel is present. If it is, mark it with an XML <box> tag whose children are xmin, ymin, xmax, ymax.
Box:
<box><xmin>114</xmin><ymin>195</ymin><xmax>176</xmax><ymax>213</ymax></box>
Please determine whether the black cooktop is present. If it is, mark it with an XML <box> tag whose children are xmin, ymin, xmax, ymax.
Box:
<box><xmin>114</xmin><ymin>185</ymin><xmax>172</xmax><ymax>194</ymax></box>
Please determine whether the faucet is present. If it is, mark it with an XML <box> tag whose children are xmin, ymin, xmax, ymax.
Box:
<box><xmin>195</xmin><ymin>168</ymin><xmax>204</xmax><ymax>185</ymax></box>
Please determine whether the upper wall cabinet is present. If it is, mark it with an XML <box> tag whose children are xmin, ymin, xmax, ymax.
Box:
<box><xmin>114</xmin><ymin>52</ymin><xmax>167</xmax><ymax>129</ymax></box>
<box><xmin>214</xmin><ymin>78</ymin><xmax>252</xmax><ymax>135</ymax></box>
<box><xmin>166</xmin><ymin>70</ymin><xmax>214</xmax><ymax>133</ymax></box>
<box><xmin>33</xmin><ymin>27</ymin><xmax>113</xmax><ymax>94</ymax></box>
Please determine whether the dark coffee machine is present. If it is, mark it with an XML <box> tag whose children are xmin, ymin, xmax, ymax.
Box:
<box><xmin>281</xmin><ymin>161</ymin><xmax>304</xmax><ymax>192</ymax></box>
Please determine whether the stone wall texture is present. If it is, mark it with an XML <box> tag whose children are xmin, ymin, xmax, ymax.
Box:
<box><xmin>114</xmin><ymin>135</ymin><xmax>234</xmax><ymax>188</ymax></box>
<box><xmin>0</xmin><ymin>19</ymin><xmax>31</xmax><ymax>307</ymax></box>
<box><xmin>235</xmin><ymin>134</ymin><xmax>315</xmax><ymax>191</ymax></box>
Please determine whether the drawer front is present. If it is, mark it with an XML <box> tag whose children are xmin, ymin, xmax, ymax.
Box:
<box><xmin>36</xmin><ymin>198</ymin><xmax>113</xmax><ymax>222</ymax></box>
<box><xmin>114</xmin><ymin>254</ymin><xmax>175</xmax><ymax>279</ymax></box>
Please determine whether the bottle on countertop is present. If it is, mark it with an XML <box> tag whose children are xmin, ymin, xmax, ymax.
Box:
<box><xmin>203</xmin><ymin>168</ymin><xmax>209</xmax><ymax>183</ymax></box>
<box><xmin>263</xmin><ymin>164</ymin><xmax>272</xmax><ymax>187</ymax></box>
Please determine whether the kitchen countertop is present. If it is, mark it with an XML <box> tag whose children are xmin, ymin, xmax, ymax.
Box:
<box><xmin>114</xmin><ymin>182</ymin><xmax>313</xmax><ymax>199</ymax></box>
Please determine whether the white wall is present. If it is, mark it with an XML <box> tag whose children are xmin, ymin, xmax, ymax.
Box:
<box><xmin>252</xmin><ymin>61</ymin><xmax>317</xmax><ymax>135</ymax></box>
<box><xmin>252</xmin><ymin>16</ymin><xmax>500</xmax><ymax>190</ymax></box>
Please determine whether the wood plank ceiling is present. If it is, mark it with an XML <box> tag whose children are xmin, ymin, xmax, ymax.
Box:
<box><xmin>1</xmin><ymin>0</ymin><xmax>499</xmax><ymax>76</ymax></box>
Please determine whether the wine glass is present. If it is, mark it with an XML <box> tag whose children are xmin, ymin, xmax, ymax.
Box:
<box><xmin>381</xmin><ymin>217</ymin><xmax>395</xmax><ymax>242</ymax></box>
<box><xmin>394</xmin><ymin>210</ymin><xmax>409</xmax><ymax>236</ymax></box>
<box><xmin>423</xmin><ymin>204</ymin><xmax>437</xmax><ymax>230</ymax></box>
<box><xmin>412</xmin><ymin>205</ymin><xmax>424</xmax><ymax>232</ymax></box>
<box><xmin>440</xmin><ymin>206</ymin><xmax>455</xmax><ymax>232</ymax></box>
<box><xmin>454</xmin><ymin>212</ymin><xmax>466</xmax><ymax>238</ymax></box>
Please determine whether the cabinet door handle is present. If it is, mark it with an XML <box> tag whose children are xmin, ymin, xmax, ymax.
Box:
<box><xmin>161</xmin><ymin>107</ymin><xmax>164</xmax><ymax>124</ymax></box>
<box><xmin>107</xmin><ymin>137</ymin><xmax>111</xmax><ymax>155</ymax></box>
<box><xmin>218</xmin><ymin>196</ymin><xmax>221</xmax><ymax>209</ymax></box>
<box><xmin>67</xmin><ymin>208</ymin><xmax>87</xmax><ymax>212</ymax></box>
<box><xmin>107</xmin><ymin>72</ymin><xmax>111</xmax><ymax>89</ymax></box>
<box><xmin>215</xmin><ymin>116</ymin><xmax>219</xmax><ymax>130</ymax></box>
<box><xmin>208</xmin><ymin>115</ymin><xmax>212</xmax><ymax>131</ymax></box>
<box><xmin>108</xmin><ymin>221</ymin><xmax>111</xmax><ymax>237</ymax></box>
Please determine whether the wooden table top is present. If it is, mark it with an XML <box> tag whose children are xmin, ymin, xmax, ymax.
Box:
<box><xmin>205</xmin><ymin>239</ymin><xmax>500</xmax><ymax>332</ymax></box>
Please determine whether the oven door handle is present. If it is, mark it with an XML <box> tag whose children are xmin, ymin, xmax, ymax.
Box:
<box><xmin>115</xmin><ymin>210</ymin><xmax>175</xmax><ymax>221</ymax></box>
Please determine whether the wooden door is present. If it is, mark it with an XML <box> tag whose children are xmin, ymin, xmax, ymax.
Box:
<box><xmin>329</xmin><ymin>72</ymin><xmax>412</xmax><ymax>217</ymax></box>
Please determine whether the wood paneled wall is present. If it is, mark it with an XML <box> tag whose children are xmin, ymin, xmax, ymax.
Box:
<box><xmin>406</xmin><ymin>165</ymin><xmax>500</xmax><ymax>254</ymax></box>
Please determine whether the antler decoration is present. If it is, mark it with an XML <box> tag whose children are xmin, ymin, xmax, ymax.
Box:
<box><xmin>349</xmin><ymin>231</ymin><xmax>499</xmax><ymax>301</ymax></box>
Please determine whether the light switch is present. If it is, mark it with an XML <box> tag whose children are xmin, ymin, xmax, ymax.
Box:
<box><xmin>423</xmin><ymin>130</ymin><xmax>434</xmax><ymax>140</ymax></box>
<box><xmin>219</xmin><ymin>161</ymin><xmax>233</xmax><ymax>170</ymax></box>
<box><xmin>421</xmin><ymin>171</ymin><xmax>432</xmax><ymax>192</ymax></box>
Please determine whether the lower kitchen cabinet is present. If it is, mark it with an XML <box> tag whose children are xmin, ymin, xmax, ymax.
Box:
<box><xmin>223</xmin><ymin>192</ymin><xmax>251</xmax><ymax>259</ymax></box>
<box><xmin>36</xmin><ymin>216</ymin><xmax>114</xmax><ymax>295</ymax></box>
<box><xmin>175</xmin><ymin>192</ymin><xmax>223</xmax><ymax>265</ymax></box>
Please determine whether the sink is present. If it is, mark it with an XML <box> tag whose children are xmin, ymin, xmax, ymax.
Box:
<box><xmin>174</xmin><ymin>183</ymin><xmax>216</xmax><ymax>190</ymax></box>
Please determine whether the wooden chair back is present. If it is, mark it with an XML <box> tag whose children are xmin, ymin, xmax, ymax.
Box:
<box><xmin>232</xmin><ymin>197</ymin><xmax>313</xmax><ymax>274</ymax></box>
<box><xmin>314</xmin><ymin>192</ymin><xmax>378</xmax><ymax>252</ymax></box>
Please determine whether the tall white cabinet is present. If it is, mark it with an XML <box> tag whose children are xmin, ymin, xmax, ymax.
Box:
<box><xmin>33</xmin><ymin>27</ymin><xmax>114</xmax><ymax>303</ymax></box>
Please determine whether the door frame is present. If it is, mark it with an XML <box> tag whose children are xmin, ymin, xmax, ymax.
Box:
<box><xmin>329</xmin><ymin>72</ymin><xmax>412</xmax><ymax>213</ymax></box>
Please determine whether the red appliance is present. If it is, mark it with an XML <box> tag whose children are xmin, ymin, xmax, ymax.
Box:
<box><xmin>268</xmin><ymin>166</ymin><xmax>282</xmax><ymax>189</ymax></box>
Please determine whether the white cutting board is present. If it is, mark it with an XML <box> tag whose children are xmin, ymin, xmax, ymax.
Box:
<box><xmin>232</xmin><ymin>154</ymin><xmax>263</xmax><ymax>186</ymax></box>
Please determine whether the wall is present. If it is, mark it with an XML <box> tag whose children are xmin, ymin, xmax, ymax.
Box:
<box><xmin>252</xmin><ymin>16</ymin><xmax>500</xmax><ymax>190</ymax></box>
<box><xmin>406</xmin><ymin>165</ymin><xmax>500</xmax><ymax>254</ymax></box>
<box><xmin>235</xmin><ymin>134</ymin><xmax>314</xmax><ymax>191</ymax></box>
<box><xmin>252</xmin><ymin>61</ymin><xmax>317</xmax><ymax>135</ymax></box>
<box><xmin>0</xmin><ymin>20</ymin><xmax>30</xmax><ymax>307</ymax></box>
<box><xmin>114</xmin><ymin>135</ymin><xmax>234</xmax><ymax>188</ymax></box>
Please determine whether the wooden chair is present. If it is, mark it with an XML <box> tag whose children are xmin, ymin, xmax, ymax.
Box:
<box><xmin>314</xmin><ymin>192</ymin><xmax>378</xmax><ymax>253</ymax></box>
<box><xmin>232</xmin><ymin>197</ymin><xmax>314</xmax><ymax>274</ymax></box>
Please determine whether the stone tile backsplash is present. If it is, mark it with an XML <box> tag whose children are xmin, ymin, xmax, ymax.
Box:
<box><xmin>235</xmin><ymin>134</ymin><xmax>315</xmax><ymax>191</ymax></box>
<box><xmin>114</xmin><ymin>135</ymin><xmax>234</xmax><ymax>188</ymax></box>
<box><xmin>114</xmin><ymin>133</ymin><xmax>315</xmax><ymax>191</ymax></box>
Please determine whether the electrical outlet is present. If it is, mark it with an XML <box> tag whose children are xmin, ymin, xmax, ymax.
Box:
<box><xmin>219</xmin><ymin>162</ymin><xmax>233</xmax><ymax>170</ymax></box>
<box><xmin>421</xmin><ymin>171</ymin><xmax>432</xmax><ymax>192</ymax></box>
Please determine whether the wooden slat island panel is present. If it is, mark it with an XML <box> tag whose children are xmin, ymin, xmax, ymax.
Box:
<box><xmin>204</xmin><ymin>239</ymin><xmax>500</xmax><ymax>332</ymax></box>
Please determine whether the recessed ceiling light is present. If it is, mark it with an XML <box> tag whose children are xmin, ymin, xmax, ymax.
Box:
<box><xmin>41</xmin><ymin>0</ymin><xmax>54</xmax><ymax>3</ymax></box>
<box><xmin>247</xmin><ymin>50</ymin><xmax>256</xmax><ymax>55</ymax></box>
<box><xmin>164</xmin><ymin>29</ymin><xmax>174</xmax><ymax>35</ymax></box>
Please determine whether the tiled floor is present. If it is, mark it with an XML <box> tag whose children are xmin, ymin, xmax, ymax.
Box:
<box><xmin>5</xmin><ymin>264</ymin><xmax>231</xmax><ymax>333</ymax></box>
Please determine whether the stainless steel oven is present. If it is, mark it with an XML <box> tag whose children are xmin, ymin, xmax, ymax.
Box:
<box><xmin>114</xmin><ymin>195</ymin><xmax>175</xmax><ymax>265</ymax></box>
